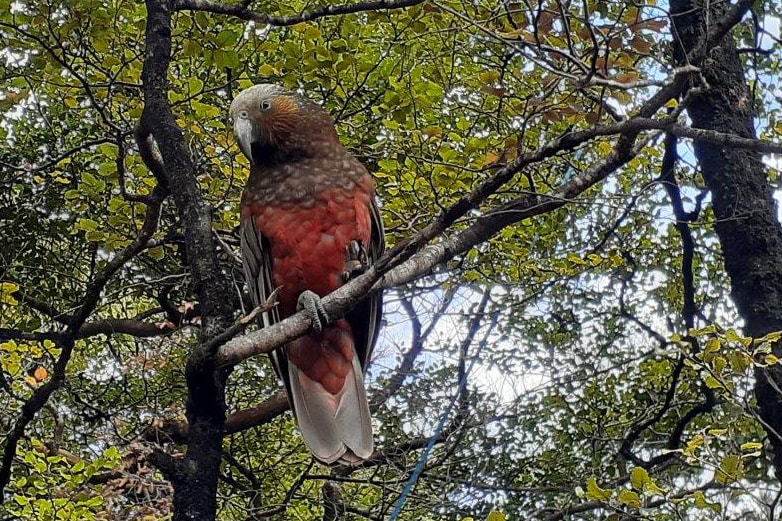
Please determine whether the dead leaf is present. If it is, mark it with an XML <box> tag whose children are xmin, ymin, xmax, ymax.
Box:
<box><xmin>33</xmin><ymin>366</ymin><xmax>48</xmax><ymax>382</ymax></box>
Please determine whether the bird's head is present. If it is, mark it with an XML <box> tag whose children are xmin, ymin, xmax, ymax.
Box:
<box><xmin>229</xmin><ymin>84</ymin><xmax>337</xmax><ymax>165</ymax></box>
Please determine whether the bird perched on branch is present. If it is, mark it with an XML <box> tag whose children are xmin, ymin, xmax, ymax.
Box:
<box><xmin>230</xmin><ymin>84</ymin><xmax>384</xmax><ymax>464</ymax></box>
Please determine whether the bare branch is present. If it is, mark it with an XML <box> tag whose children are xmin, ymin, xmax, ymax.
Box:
<box><xmin>143</xmin><ymin>392</ymin><xmax>289</xmax><ymax>444</ymax></box>
<box><xmin>12</xmin><ymin>290</ymin><xmax>176</xmax><ymax>338</ymax></box>
<box><xmin>0</xmin><ymin>136</ymin><xmax>117</xmax><ymax>173</ymax></box>
<box><xmin>202</xmin><ymin>289</ymin><xmax>281</xmax><ymax>352</ymax></box>
<box><xmin>77</xmin><ymin>318</ymin><xmax>175</xmax><ymax>338</ymax></box>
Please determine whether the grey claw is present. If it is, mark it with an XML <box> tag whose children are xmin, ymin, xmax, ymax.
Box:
<box><xmin>342</xmin><ymin>240</ymin><xmax>368</xmax><ymax>283</ymax></box>
<box><xmin>297</xmin><ymin>290</ymin><xmax>329</xmax><ymax>333</ymax></box>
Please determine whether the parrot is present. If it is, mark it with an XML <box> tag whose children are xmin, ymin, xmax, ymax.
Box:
<box><xmin>229</xmin><ymin>84</ymin><xmax>384</xmax><ymax>465</ymax></box>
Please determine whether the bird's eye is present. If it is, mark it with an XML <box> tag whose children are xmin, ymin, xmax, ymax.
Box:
<box><xmin>260</xmin><ymin>99</ymin><xmax>272</xmax><ymax>111</ymax></box>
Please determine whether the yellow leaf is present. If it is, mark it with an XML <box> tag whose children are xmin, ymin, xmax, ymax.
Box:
<box><xmin>0</xmin><ymin>282</ymin><xmax>19</xmax><ymax>306</ymax></box>
<box><xmin>585</xmin><ymin>477</ymin><xmax>611</xmax><ymax>502</ymax></box>
<box><xmin>567</xmin><ymin>253</ymin><xmax>587</xmax><ymax>265</ymax></box>
<box><xmin>645</xmin><ymin>479</ymin><xmax>666</xmax><ymax>495</ymax></box>
<box><xmin>725</xmin><ymin>329</ymin><xmax>742</xmax><ymax>342</ymax></box>
<box><xmin>703</xmin><ymin>338</ymin><xmax>721</xmax><ymax>353</ymax></box>
<box><xmin>684</xmin><ymin>434</ymin><xmax>705</xmax><ymax>456</ymax></box>
<box><xmin>421</xmin><ymin>125</ymin><xmax>443</xmax><ymax>137</ymax></box>
<box><xmin>703</xmin><ymin>375</ymin><xmax>723</xmax><ymax>389</ymax></box>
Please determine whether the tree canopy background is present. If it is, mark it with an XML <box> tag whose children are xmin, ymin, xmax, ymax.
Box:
<box><xmin>3</xmin><ymin>0</ymin><xmax>782</xmax><ymax>519</ymax></box>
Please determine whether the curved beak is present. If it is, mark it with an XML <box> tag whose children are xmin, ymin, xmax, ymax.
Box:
<box><xmin>233</xmin><ymin>117</ymin><xmax>258</xmax><ymax>163</ymax></box>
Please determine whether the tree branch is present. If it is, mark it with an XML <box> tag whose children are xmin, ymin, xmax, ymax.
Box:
<box><xmin>143</xmin><ymin>392</ymin><xmax>289</xmax><ymax>443</ymax></box>
<box><xmin>370</xmin><ymin>289</ymin><xmax>458</xmax><ymax>409</ymax></box>
<box><xmin>0</xmin><ymin>136</ymin><xmax>117</xmax><ymax>173</ymax></box>
<box><xmin>175</xmin><ymin>0</ymin><xmax>426</xmax><ymax>26</ymax></box>
<box><xmin>12</xmin><ymin>289</ymin><xmax>176</xmax><ymax>338</ymax></box>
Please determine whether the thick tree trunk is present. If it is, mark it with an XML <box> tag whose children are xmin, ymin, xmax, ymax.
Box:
<box><xmin>141</xmin><ymin>1</ymin><xmax>234</xmax><ymax>519</ymax></box>
<box><xmin>670</xmin><ymin>0</ymin><xmax>782</xmax><ymax>477</ymax></box>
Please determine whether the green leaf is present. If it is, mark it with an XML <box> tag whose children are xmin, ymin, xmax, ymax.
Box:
<box><xmin>76</xmin><ymin>218</ymin><xmax>99</xmax><ymax>232</ymax></box>
<box><xmin>630</xmin><ymin>467</ymin><xmax>648</xmax><ymax>490</ymax></box>
<box><xmin>716</xmin><ymin>454</ymin><xmax>744</xmax><ymax>484</ymax></box>
<box><xmin>725</xmin><ymin>329</ymin><xmax>742</xmax><ymax>342</ymax></box>
<box><xmin>618</xmin><ymin>489</ymin><xmax>641</xmax><ymax>508</ymax></box>
<box><xmin>213</xmin><ymin>50</ymin><xmax>239</xmax><ymax>69</ymax></box>
<box><xmin>693</xmin><ymin>490</ymin><xmax>722</xmax><ymax>513</ymax></box>
<box><xmin>85</xmin><ymin>230</ymin><xmax>105</xmax><ymax>242</ymax></box>
<box><xmin>104</xmin><ymin>446</ymin><xmax>120</xmax><ymax>460</ymax></box>
<box><xmin>147</xmin><ymin>246</ymin><xmax>165</xmax><ymax>260</ymax></box>
<box><xmin>258</xmin><ymin>63</ymin><xmax>278</xmax><ymax>76</ymax></box>
<box><xmin>83</xmin><ymin>496</ymin><xmax>103</xmax><ymax>507</ymax></box>
<box><xmin>0</xmin><ymin>282</ymin><xmax>19</xmax><ymax>306</ymax></box>
<box><xmin>188</xmin><ymin>77</ymin><xmax>204</xmax><ymax>94</ymax></box>
<box><xmin>741</xmin><ymin>441</ymin><xmax>763</xmax><ymax>451</ymax></box>
<box><xmin>585</xmin><ymin>477</ymin><xmax>611</xmax><ymax>502</ymax></box>
<box><xmin>479</xmin><ymin>70</ymin><xmax>500</xmax><ymax>84</ymax></box>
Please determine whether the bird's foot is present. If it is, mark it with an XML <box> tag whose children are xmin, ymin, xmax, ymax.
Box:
<box><xmin>297</xmin><ymin>290</ymin><xmax>329</xmax><ymax>333</ymax></box>
<box><xmin>342</xmin><ymin>240</ymin><xmax>368</xmax><ymax>283</ymax></box>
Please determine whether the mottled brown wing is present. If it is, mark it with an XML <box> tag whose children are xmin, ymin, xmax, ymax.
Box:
<box><xmin>346</xmin><ymin>196</ymin><xmax>385</xmax><ymax>373</ymax></box>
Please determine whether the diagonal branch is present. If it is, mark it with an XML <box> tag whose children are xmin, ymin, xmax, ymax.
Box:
<box><xmin>0</xmin><ymin>136</ymin><xmax>118</xmax><ymax>173</ymax></box>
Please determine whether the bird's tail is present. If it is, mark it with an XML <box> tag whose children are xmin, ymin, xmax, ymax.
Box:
<box><xmin>286</xmin><ymin>336</ymin><xmax>373</xmax><ymax>465</ymax></box>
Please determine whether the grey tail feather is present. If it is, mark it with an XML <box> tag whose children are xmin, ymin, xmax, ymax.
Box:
<box><xmin>287</xmin><ymin>356</ymin><xmax>373</xmax><ymax>465</ymax></box>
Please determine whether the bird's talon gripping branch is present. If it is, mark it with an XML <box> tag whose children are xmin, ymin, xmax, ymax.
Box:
<box><xmin>342</xmin><ymin>240</ymin><xmax>368</xmax><ymax>282</ymax></box>
<box><xmin>297</xmin><ymin>290</ymin><xmax>329</xmax><ymax>333</ymax></box>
